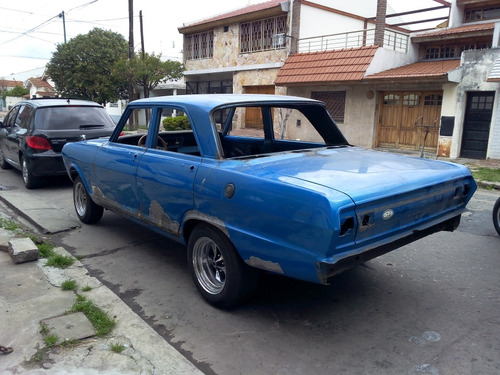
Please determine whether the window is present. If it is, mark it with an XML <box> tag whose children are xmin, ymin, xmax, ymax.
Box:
<box><xmin>440</xmin><ymin>46</ymin><xmax>455</xmax><ymax>59</ymax></box>
<box><xmin>424</xmin><ymin>94</ymin><xmax>442</xmax><ymax>106</ymax></box>
<box><xmin>15</xmin><ymin>105</ymin><xmax>34</xmax><ymax>130</ymax></box>
<box><xmin>403</xmin><ymin>94</ymin><xmax>420</xmax><ymax>106</ymax></box>
<box><xmin>383</xmin><ymin>94</ymin><xmax>400</xmax><ymax>106</ymax></box>
<box><xmin>424</xmin><ymin>40</ymin><xmax>491</xmax><ymax>60</ymax></box>
<box><xmin>311</xmin><ymin>91</ymin><xmax>346</xmax><ymax>123</ymax></box>
<box><xmin>112</xmin><ymin>107</ymin><xmax>200</xmax><ymax>156</ymax></box>
<box><xmin>464</xmin><ymin>6</ymin><xmax>500</xmax><ymax>22</ymax></box>
<box><xmin>185</xmin><ymin>31</ymin><xmax>214</xmax><ymax>60</ymax></box>
<box><xmin>425</xmin><ymin>47</ymin><xmax>440</xmax><ymax>60</ymax></box>
<box><xmin>240</xmin><ymin>15</ymin><xmax>287</xmax><ymax>53</ymax></box>
<box><xmin>471</xmin><ymin>95</ymin><xmax>494</xmax><ymax>110</ymax></box>
<box><xmin>4</xmin><ymin>106</ymin><xmax>20</xmax><ymax>127</ymax></box>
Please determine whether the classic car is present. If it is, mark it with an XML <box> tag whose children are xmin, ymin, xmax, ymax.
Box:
<box><xmin>62</xmin><ymin>94</ymin><xmax>477</xmax><ymax>307</ymax></box>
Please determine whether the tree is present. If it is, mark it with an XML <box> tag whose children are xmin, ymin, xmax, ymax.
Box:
<box><xmin>113</xmin><ymin>52</ymin><xmax>184</xmax><ymax>98</ymax></box>
<box><xmin>2</xmin><ymin>85</ymin><xmax>28</xmax><ymax>100</ymax></box>
<box><xmin>46</xmin><ymin>28</ymin><xmax>129</xmax><ymax>105</ymax></box>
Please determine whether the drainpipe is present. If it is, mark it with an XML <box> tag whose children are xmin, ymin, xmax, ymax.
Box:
<box><xmin>374</xmin><ymin>0</ymin><xmax>387</xmax><ymax>47</ymax></box>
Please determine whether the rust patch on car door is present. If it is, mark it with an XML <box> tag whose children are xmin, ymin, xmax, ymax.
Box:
<box><xmin>149</xmin><ymin>200</ymin><xmax>179</xmax><ymax>234</ymax></box>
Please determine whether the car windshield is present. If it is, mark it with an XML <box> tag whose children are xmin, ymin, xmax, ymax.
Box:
<box><xmin>35</xmin><ymin>106</ymin><xmax>116</xmax><ymax>130</ymax></box>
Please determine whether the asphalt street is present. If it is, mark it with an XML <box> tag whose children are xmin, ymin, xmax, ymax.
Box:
<box><xmin>0</xmin><ymin>166</ymin><xmax>499</xmax><ymax>374</ymax></box>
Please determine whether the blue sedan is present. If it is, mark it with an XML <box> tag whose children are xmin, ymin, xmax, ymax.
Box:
<box><xmin>62</xmin><ymin>94</ymin><xmax>476</xmax><ymax>307</ymax></box>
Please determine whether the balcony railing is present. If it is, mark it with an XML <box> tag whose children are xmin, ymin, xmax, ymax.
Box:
<box><xmin>297</xmin><ymin>28</ymin><xmax>409</xmax><ymax>53</ymax></box>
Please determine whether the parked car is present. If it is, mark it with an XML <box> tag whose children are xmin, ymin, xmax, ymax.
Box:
<box><xmin>494</xmin><ymin>197</ymin><xmax>500</xmax><ymax>236</ymax></box>
<box><xmin>62</xmin><ymin>94</ymin><xmax>477</xmax><ymax>307</ymax></box>
<box><xmin>0</xmin><ymin>98</ymin><xmax>116</xmax><ymax>188</ymax></box>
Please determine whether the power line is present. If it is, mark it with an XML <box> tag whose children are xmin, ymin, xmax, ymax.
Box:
<box><xmin>0</xmin><ymin>0</ymin><xmax>102</xmax><ymax>47</ymax></box>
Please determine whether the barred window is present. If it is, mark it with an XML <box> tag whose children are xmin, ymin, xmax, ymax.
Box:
<box><xmin>312</xmin><ymin>91</ymin><xmax>346</xmax><ymax>123</ymax></box>
<box><xmin>185</xmin><ymin>31</ymin><xmax>214</xmax><ymax>60</ymax></box>
<box><xmin>240</xmin><ymin>15</ymin><xmax>287</xmax><ymax>53</ymax></box>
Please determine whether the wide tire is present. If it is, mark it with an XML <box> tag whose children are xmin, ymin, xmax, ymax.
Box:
<box><xmin>21</xmin><ymin>156</ymin><xmax>41</xmax><ymax>189</ymax></box>
<box><xmin>493</xmin><ymin>197</ymin><xmax>500</xmax><ymax>236</ymax></box>
<box><xmin>73</xmin><ymin>176</ymin><xmax>104</xmax><ymax>224</ymax></box>
<box><xmin>0</xmin><ymin>148</ymin><xmax>12</xmax><ymax>169</ymax></box>
<box><xmin>187</xmin><ymin>224</ymin><xmax>259</xmax><ymax>308</ymax></box>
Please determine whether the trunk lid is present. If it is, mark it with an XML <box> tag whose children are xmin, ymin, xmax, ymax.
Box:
<box><xmin>253</xmin><ymin>147</ymin><xmax>476</xmax><ymax>246</ymax></box>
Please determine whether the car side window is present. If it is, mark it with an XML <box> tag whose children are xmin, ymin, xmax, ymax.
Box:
<box><xmin>112</xmin><ymin>107</ymin><xmax>152</xmax><ymax>148</ymax></box>
<box><xmin>156</xmin><ymin>107</ymin><xmax>200</xmax><ymax>156</ymax></box>
<box><xmin>5</xmin><ymin>106</ymin><xmax>21</xmax><ymax>127</ymax></box>
<box><xmin>15</xmin><ymin>105</ymin><xmax>34</xmax><ymax>130</ymax></box>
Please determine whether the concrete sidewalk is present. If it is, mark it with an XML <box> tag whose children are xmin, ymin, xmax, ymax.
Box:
<box><xmin>0</xmin><ymin>226</ymin><xmax>203</xmax><ymax>374</ymax></box>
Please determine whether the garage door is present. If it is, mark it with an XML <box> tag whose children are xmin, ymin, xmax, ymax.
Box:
<box><xmin>377</xmin><ymin>91</ymin><xmax>442</xmax><ymax>150</ymax></box>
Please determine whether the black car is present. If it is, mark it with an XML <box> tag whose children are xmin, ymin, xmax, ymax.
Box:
<box><xmin>0</xmin><ymin>98</ymin><xmax>116</xmax><ymax>188</ymax></box>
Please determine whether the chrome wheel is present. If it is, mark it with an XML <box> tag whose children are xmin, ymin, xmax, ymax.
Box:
<box><xmin>72</xmin><ymin>176</ymin><xmax>103</xmax><ymax>224</ymax></box>
<box><xmin>74</xmin><ymin>179</ymin><xmax>88</xmax><ymax>218</ymax></box>
<box><xmin>192</xmin><ymin>236</ymin><xmax>226</xmax><ymax>295</ymax></box>
<box><xmin>22</xmin><ymin>158</ymin><xmax>29</xmax><ymax>185</ymax></box>
<box><xmin>187</xmin><ymin>225</ymin><xmax>259</xmax><ymax>307</ymax></box>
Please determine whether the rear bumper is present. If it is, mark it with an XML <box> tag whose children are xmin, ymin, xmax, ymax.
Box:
<box><xmin>26</xmin><ymin>153</ymin><xmax>66</xmax><ymax>176</ymax></box>
<box><xmin>316</xmin><ymin>215</ymin><xmax>461</xmax><ymax>284</ymax></box>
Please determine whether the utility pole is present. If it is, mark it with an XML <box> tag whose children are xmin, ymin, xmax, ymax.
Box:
<box><xmin>140</xmin><ymin>10</ymin><xmax>145</xmax><ymax>59</ymax></box>
<box><xmin>128</xmin><ymin>0</ymin><xmax>134</xmax><ymax>59</ymax></box>
<box><xmin>128</xmin><ymin>0</ymin><xmax>136</xmax><ymax>128</ymax></box>
<box><xmin>59</xmin><ymin>11</ymin><xmax>66</xmax><ymax>43</ymax></box>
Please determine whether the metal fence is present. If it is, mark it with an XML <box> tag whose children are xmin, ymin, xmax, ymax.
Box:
<box><xmin>297</xmin><ymin>28</ymin><xmax>409</xmax><ymax>53</ymax></box>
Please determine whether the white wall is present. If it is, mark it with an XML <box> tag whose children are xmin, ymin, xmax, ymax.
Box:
<box><xmin>299</xmin><ymin>5</ymin><xmax>368</xmax><ymax>39</ymax></box>
<box><xmin>5</xmin><ymin>96</ymin><xmax>23</xmax><ymax>110</ymax></box>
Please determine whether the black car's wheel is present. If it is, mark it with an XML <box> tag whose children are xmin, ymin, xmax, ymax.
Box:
<box><xmin>188</xmin><ymin>224</ymin><xmax>259</xmax><ymax>308</ymax></box>
<box><xmin>21</xmin><ymin>156</ymin><xmax>41</xmax><ymax>189</ymax></box>
<box><xmin>0</xmin><ymin>148</ymin><xmax>11</xmax><ymax>169</ymax></box>
<box><xmin>73</xmin><ymin>176</ymin><xmax>104</xmax><ymax>224</ymax></box>
<box><xmin>493</xmin><ymin>197</ymin><xmax>500</xmax><ymax>236</ymax></box>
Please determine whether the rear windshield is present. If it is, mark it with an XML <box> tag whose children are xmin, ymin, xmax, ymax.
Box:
<box><xmin>35</xmin><ymin>106</ymin><xmax>116</xmax><ymax>130</ymax></box>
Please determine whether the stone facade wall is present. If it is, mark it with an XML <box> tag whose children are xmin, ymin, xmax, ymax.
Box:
<box><xmin>185</xmin><ymin>25</ymin><xmax>288</xmax><ymax>72</ymax></box>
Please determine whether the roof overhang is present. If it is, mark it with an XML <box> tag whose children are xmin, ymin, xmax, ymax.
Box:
<box><xmin>411</xmin><ymin>22</ymin><xmax>495</xmax><ymax>43</ymax></box>
<box><xmin>275</xmin><ymin>46</ymin><xmax>378</xmax><ymax>86</ymax></box>
<box><xmin>364</xmin><ymin>59</ymin><xmax>462</xmax><ymax>83</ymax></box>
<box><xmin>178</xmin><ymin>1</ymin><xmax>286</xmax><ymax>34</ymax></box>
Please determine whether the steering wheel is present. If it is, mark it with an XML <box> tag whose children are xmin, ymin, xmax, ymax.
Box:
<box><xmin>138</xmin><ymin>134</ymin><xmax>167</xmax><ymax>150</ymax></box>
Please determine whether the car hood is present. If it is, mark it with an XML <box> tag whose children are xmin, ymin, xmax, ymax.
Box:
<box><xmin>247</xmin><ymin>147</ymin><xmax>472</xmax><ymax>203</ymax></box>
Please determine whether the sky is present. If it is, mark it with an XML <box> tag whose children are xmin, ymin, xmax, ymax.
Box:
<box><xmin>0</xmin><ymin>0</ymin><xmax>450</xmax><ymax>80</ymax></box>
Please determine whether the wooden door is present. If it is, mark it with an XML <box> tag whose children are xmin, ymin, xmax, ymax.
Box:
<box><xmin>244</xmin><ymin>86</ymin><xmax>275</xmax><ymax>128</ymax></box>
<box><xmin>377</xmin><ymin>91</ymin><xmax>442</xmax><ymax>150</ymax></box>
<box><xmin>378</xmin><ymin>93</ymin><xmax>401</xmax><ymax>146</ymax></box>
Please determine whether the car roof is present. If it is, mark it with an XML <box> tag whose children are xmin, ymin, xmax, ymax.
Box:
<box><xmin>17</xmin><ymin>98</ymin><xmax>102</xmax><ymax>108</ymax></box>
<box><xmin>129</xmin><ymin>94</ymin><xmax>322</xmax><ymax>111</ymax></box>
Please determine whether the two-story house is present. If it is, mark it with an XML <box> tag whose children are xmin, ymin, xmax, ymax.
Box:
<box><xmin>362</xmin><ymin>0</ymin><xmax>500</xmax><ymax>159</ymax></box>
<box><xmin>179</xmin><ymin>0</ymin><xmax>500</xmax><ymax>160</ymax></box>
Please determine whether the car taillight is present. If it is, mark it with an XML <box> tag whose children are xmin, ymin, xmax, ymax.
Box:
<box><xmin>26</xmin><ymin>136</ymin><xmax>52</xmax><ymax>150</ymax></box>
